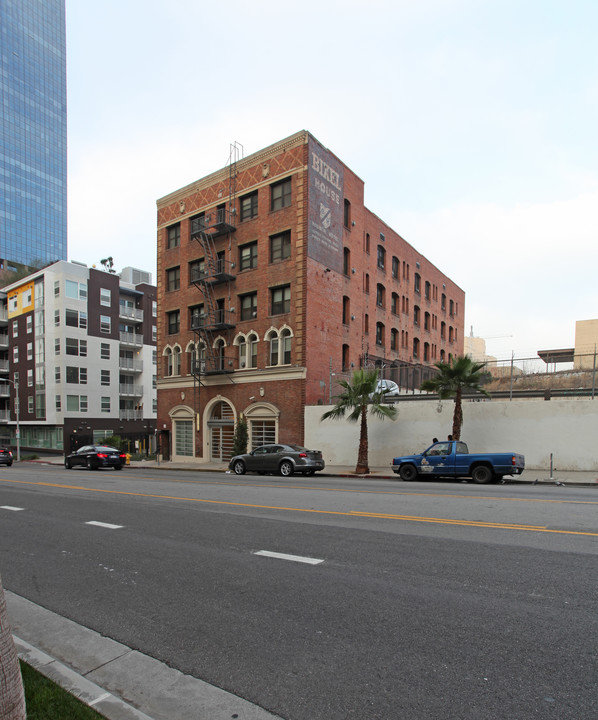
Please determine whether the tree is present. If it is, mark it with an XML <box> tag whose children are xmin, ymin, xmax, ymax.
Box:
<box><xmin>321</xmin><ymin>368</ymin><xmax>397</xmax><ymax>474</ymax></box>
<box><xmin>232</xmin><ymin>415</ymin><xmax>248</xmax><ymax>456</ymax></box>
<box><xmin>0</xmin><ymin>573</ymin><xmax>26</xmax><ymax>719</ymax></box>
<box><xmin>100</xmin><ymin>256</ymin><xmax>116</xmax><ymax>273</ymax></box>
<box><xmin>420</xmin><ymin>355</ymin><xmax>491</xmax><ymax>440</ymax></box>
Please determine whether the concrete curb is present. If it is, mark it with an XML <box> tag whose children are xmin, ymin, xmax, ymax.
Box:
<box><xmin>8</xmin><ymin>592</ymin><xmax>283</xmax><ymax>720</ymax></box>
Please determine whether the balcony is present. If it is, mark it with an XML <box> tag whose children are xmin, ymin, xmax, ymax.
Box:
<box><xmin>119</xmin><ymin>306</ymin><xmax>144</xmax><ymax>323</ymax></box>
<box><xmin>119</xmin><ymin>409</ymin><xmax>143</xmax><ymax>421</ymax></box>
<box><xmin>190</xmin><ymin>258</ymin><xmax>235</xmax><ymax>286</ymax></box>
<box><xmin>191</xmin><ymin>309</ymin><xmax>235</xmax><ymax>331</ymax></box>
<box><xmin>119</xmin><ymin>358</ymin><xmax>143</xmax><ymax>372</ymax></box>
<box><xmin>119</xmin><ymin>384</ymin><xmax>143</xmax><ymax>397</ymax></box>
<box><xmin>0</xmin><ymin>359</ymin><xmax>8</xmax><ymax>373</ymax></box>
<box><xmin>120</xmin><ymin>332</ymin><xmax>143</xmax><ymax>347</ymax></box>
<box><xmin>0</xmin><ymin>386</ymin><xmax>10</xmax><ymax>398</ymax></box>
<box><xmin>190</xmin><ymin>207</ymin><xmax>236</xmax><ymax>239</ymax></box>
<box><xmin>0</xmin><ymin>307</ymin><xmax>7</xmax><ymax>324</ymax></box>
<box><xmin>0</xmin><ymin>335</ymin><xmax>8</xmax><ymax>349</ymax></box>
<box><xmin>0</xmin><ymin>409</ymin><xmax>9</xmax><ymax>422</ymax></box>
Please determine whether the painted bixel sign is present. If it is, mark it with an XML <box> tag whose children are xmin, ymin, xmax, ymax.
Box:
<box><xmin>307</xmin><ymin>137</ymin><xmax>344</xmax><ymax>273</ymax></box>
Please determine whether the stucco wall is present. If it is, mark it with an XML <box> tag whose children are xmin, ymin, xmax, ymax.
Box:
<box><xmin>305</xmin><ymin>398</ymin><xmax>598</xmax><ymax>471</ymax></box>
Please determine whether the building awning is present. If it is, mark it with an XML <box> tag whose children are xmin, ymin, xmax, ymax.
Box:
<box><xmin>537</xmin><ymin>348</ymin><xmax>575</xmax><ymax>364</ymax></box>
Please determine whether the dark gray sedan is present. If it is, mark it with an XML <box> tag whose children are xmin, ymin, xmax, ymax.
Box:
<box><xmin>229</xmin><ymin>444</ymin><xmax>325</xmax><ymax>477</ymax></box>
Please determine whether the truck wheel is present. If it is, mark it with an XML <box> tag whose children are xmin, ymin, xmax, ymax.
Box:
<box><xmin>472</xmin><ymin>465</ymin><xmax>492</xmax><ymax>484</ymax></box>
<box><xmin>399</xmin><ymin>464</ymin><xmax>418</xmax><ymax>481</ymax></box>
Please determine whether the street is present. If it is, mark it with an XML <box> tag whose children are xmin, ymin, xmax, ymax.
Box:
<box><xmin>1</xmin><ymin>464</ymin><xmax>597</xmax><ymax>719</ymax></box>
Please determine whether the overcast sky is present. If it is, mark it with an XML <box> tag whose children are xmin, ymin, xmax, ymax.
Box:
<box><xmin>65</xmin><ymin>0</ymin><xmax>598</xmax><ymax>361</ymax></box>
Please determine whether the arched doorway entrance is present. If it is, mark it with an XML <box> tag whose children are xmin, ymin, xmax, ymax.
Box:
<box><xmin>207</xmin><ymin>400</ymin><xmax>235</xmax><ymax>461</ymax></box>
<box><xmin>168</xmin><ymin>404</ymin><xmax>195</xmax><ymax>462</ymax></box>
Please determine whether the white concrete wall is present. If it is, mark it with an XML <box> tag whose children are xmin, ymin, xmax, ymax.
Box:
<box><xmin>305</xmin><ymin>398</ymin><xmax>598</xmax><ymax>471</ymax></box>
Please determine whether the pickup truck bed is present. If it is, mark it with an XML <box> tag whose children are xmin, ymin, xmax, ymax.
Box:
<box><xmin>392</xmin><ymin>440</ymin><xmax>525</xmax><ymax>484</ymax></box>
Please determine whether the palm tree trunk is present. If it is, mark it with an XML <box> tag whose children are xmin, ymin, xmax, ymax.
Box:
<box><xmin>355</xmin><ymin>404</ymin><xmax>370</xmax><ymax>474</ymax></box>
<box><xmin>453</xmin><ymin>388</ymin><xmax>463</xmax><ymax>440</ymax></box>
<box><xmin>0</xmin><ymin>574</ymin><xmax>26</xmax><ymax>720</ymax></box>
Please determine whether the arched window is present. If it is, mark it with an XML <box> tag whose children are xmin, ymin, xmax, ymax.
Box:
<box><xmin>164</xmin><ymin>347</ymin><xmax>172</xmax><ymax>377</ymax></box>
<box><xmin>376</xmin><ymin>322</ymin><xmax>385</xmax><ymax>347</ymax></box>
<box><xmin>248</xmin><ymin>332</ymin><xmax>259</xmax><ymax>368</ymax></box>
<box><xmin>173</xmin><ymin>346</ymin><xmax>181</xmax><ymax>375</ymax></box>
<box><xmin>265</xmin><ymin>327</ymin><xmax>293</xmax><ymax>366</ymax></box>
<box><xmin>413</xmin><ymin>337</ymin><xmax>420</xmax><ymax>358</ymax></box>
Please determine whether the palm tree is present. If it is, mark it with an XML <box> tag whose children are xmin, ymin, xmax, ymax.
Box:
<box><xmin>0</xmin><ymin>574</ymin><xmax>26</xmax><ymax>719</ymax></box>
<box><xmin>321</xmin><ymin>368</ymin><xmax>397</xmax><ymax>474</ymax></box>
<box><xmin>420</xmin><ymin>355</ymin><xmax>490</xmax><ymax>440</ymax></box>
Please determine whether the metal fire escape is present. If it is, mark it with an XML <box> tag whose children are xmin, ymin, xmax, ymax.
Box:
<box><xmin>190</xmin><ymin>142</ymin><xmax>242</xmax><ymax>377</ymax></box>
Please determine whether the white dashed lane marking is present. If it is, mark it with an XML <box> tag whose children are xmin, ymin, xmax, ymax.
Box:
<box><xmin>85</xmin><ymin>521</ymin><xmax>124</xmax><ymax>530</ymax></box>
<box><xmin>1</xmin><ymin>506</ymin><xmax>24</xmax><ymax>511</ymax></box>
<box><xmin>254</xmin><ymin>550</ymin><xmax>324</xmax><ymax>565</ymax></box>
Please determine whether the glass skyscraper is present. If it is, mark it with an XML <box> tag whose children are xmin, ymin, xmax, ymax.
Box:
<box><xmin>0</xmin><ymin>0</ymin><xmax>67</xmax><ymax>269</ymax></box>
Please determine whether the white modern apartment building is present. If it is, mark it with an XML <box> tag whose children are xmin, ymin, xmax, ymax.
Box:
<box><xmin>0</xmin><ymin>262</ymin><xmax>157</xmax><ymax>454</ymax></box>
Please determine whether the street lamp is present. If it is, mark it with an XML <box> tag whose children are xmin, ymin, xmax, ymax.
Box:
<box><xmin>0</xmin><ymin>378</ymin><xmax>19</xmax><ymax>462</ymax></box>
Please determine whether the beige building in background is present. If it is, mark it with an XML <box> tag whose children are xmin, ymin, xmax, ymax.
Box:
<box><xmin>574</xmin><ymin>319</ymin><xmax>598</xmax><ymax>368</ymax></box>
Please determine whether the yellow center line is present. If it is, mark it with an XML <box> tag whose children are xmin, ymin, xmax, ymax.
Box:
<box><xmin>1</xmin><ymin>478</ymin><xmax>597</xmax><ymax>536</ymax></box>
<box><xmin>136</xmin><ymin>475</ymin><xmax>598</xmax><ymax>506</ymax></box>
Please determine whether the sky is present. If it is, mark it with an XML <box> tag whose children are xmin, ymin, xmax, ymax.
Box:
<box><xmin>65</xmin><ymin>0</ymin><xmax>598</xmax><ymax>362</ymax></box>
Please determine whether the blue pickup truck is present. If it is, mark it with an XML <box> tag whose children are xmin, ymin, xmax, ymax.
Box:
<box><xmin>392</xmin><ymin>440</ymin><xmax>525</xmax><ymax>484</ymax></box>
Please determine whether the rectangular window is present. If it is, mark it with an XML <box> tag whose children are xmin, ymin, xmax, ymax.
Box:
<box><xmin>166</xmin><ymin>266</ymin><xmax>180</xmax><ymax>292</ymax></box>
<box><xmin>271</xmin><ymin>285</ymin><xmax>291</xmax><ymax>315</ymax></box>
<box><xmin>26</xmin><ymin>315</ymin><xmax>32</xmax><ymax>333</ymax></box>
<box><xmin>239</xmin><ymin>242</ymin><xmax>258</xmax><ymax>271</ymax></box>
<box><xmin>55</xmin><ymin>367</ymin><xmax>61</xmax><ymax>383</ymax></box>
<box><xmin>66</xmin><ymin>395</ymin><xmax>79</xmax><ymax>412</ymax></box>
<box><xmin>54</xmin><ymin>339</ymin><xmax>60</xmax><ymax>355</ymax></box>
<box><xmin>27</xmin><ymin>342</ymin><xmax>33</xmax><ymax>360</ymax></box>
<box><xmin>101</xmin><ymin>397</ymin><xmax>111</xmax><ymax>413</ymax></box>
<box><xmin>54</xmin><ymin>281</ymin><xmax>60</xmax><ymax>297</ymax></box>
<box><xmin>100</xmin><ymin>315</ymin><xmax>111</xmax><ymax>333</ymax></box>
<box><xmin>65</xmin><ymin>308</ymin><xmax>78</xmax><ymax>327</ymax></box>
<box><xmin>167</xmin><ymin>223</ymin><xmax>180</xmax><ymax>249</ymax></box>
<box><xmin>54</xmin><ymin>309</ymin><xmax>60</xmax><ymax>326</ymax></box>
<box><xmin>101</xmin><ymin>343</ymin><xmax>110</xmax><ymax>360</ymax></box>
<box><xmin>80</xmin><ymin>396</ymin><xmax>88</xmax><ymax>412</ymax></box>
<box><xmin>101</xmin><ymin>369</ymin><xmax>110</xmax><ymax>386</ymax></box>
<box><xmin>152</xmin><ymin>300</ymin><xmax>157</xmax><ymax>317</ymax></box>
<box><xmin>189</xmin><ymin>258</ymin><xmax>205</xmax><ymax>283</ymax></box>
<box><xmin>392</xmin><ymin>257</ymin><xmax>399</xmax><ymax>279</ymax></box>
<box><xmin>271</xmin><ymin>178</ymin><xmax>291</xmax><ymax>211</ymax></box>
<box><xmin>66</xmin><ymin>366</ymin><xmax>79</xmax><ymax>384</ymax></box>
<box><xmin>65</xmin><ymin>338</ymin><xmax>78</xmax><ymax>356</ymax></box>
<box><xmin>28</xmin><ymin>396</ymin><xmax>34</xmax><ymax>414</ymax></box>
<box><xmin>13</xmin><ymin>347</ymin><xmax>18</xmax><ymax>362</ymax></box>
<box><xmin>240</xmin><ymin>293</ymin><xmax>257</xmax><ymax>321</ymax></box>
<box><xmin>240</xmin><ymin>191</ymin><xmax>258</xmax><ymax>221</ymax></box>
<box><xmin>56</xmin><ymin>395</ymin><xmax>61</xmax><ymax>412</ymax></box>
<box><xmin>152</xmin><ymin>325</ymin><xmax>157</xmax><ymax>342</ymax></box>
<box><xmin>80</xmin><ymin>340</ymin><xmax>87</xmax><ymax>357</ymax></box>
<box><xmin>65</xmin><ymin>280</ymin><xmax>78</xmax><ymax>299</ymax></box>
<box><xmin>270</xmin><ymin>231</ymin><xmax>291</xmax><ymax>263</ymax></box>
<box><xmin>12</xmin><ymin>320</ymin><xmax>18</xmax><ymax>338</ymax></box>
<box><xmin>27</xmin><ymin>369</ymin><xmax>33</xmax><ymax>387</ymax></box>
<box><xmin>100</xmin><ymin>289</ymin><xmax>111</xmax><ymax>307</ymax></box>
<box><xmin>167</xmin><ymin>310</ymin><xmax>180</xmax><ymax>335</ymax></box>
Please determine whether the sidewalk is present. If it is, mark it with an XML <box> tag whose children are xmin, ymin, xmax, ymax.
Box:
<box><xmin>8</xmin><ymin>592</ymin><xmax>281</xmax><ymax>720</ymax></box>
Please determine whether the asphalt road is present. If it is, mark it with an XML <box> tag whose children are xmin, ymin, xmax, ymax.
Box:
<box><xmin>1</xmin><ymin>464</ymin><xmax>597</xmax><ymax>720</ymax></box>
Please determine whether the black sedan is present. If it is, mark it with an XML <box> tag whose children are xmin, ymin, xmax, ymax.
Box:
<box><xmin>228</xmin><ymin>444</ymin><xmax>325</xmax><ymax>477</ymax></box>
<box><xmin>65</xmin><ymin>445</ymin><xmax>126</xmax><ymax>470</ymax></box>
<box><xmin>0</xmin><ymin>448</ymin><xmax>13</xmax><ymax>466</ymax></box>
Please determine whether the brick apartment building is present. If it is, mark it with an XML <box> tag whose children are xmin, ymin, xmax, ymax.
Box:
<box><xmin>156</xmin><ymin>131</ymin><xmax>464</xmax><ymax>462</ymax></box>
